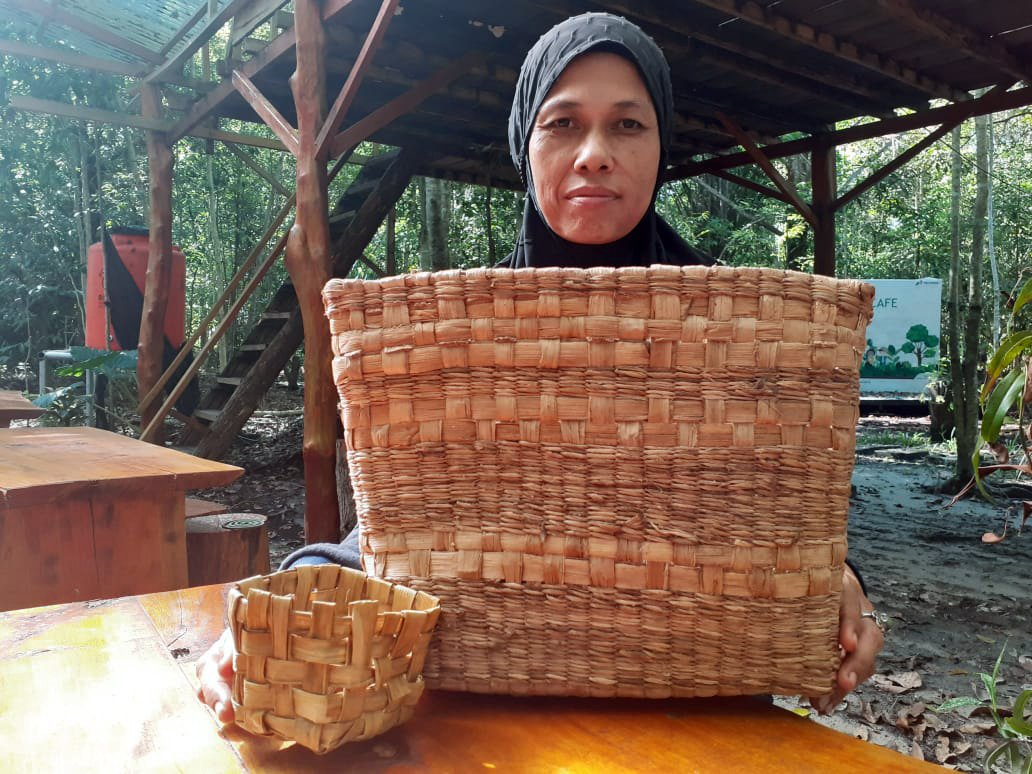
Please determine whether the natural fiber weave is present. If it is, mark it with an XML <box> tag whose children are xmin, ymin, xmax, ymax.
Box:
<box><xmin>324</xmin><ymin>265</ymin><xmax>874</xmax><ymax>698</ymax></box>
<box><xmin>228</xmin><ymin>564</ymin><xmax>440</xmax><ymax>754</ymax></box>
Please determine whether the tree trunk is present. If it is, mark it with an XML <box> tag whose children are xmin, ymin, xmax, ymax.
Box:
<box><xmin>947</xmin><ymin>125</ymin><xmax>967</xmax><ymax>481</ymax></box>
<box><xmin>485</xmin><ymin>184</ymin><xmax>496</xmax><ymax>265</ymax></box>
<box><xmin>386</xmin><ymin>204</ymin><xmax>397</xmax><ymax>275</ymax></box>
<box><xmin>421</xmin><ymin>176</ymin><xmax>450</xmax><ymax>271</ymax></box>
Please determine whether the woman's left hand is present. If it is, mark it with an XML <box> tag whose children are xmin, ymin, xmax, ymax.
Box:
<box><xmin>809</xmin><ymin>565</ymin><xmax>884</xmax><ymax>715</ymax></box>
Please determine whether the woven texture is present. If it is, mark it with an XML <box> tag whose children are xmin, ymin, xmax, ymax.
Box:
<box><xmin>228</xmin><ymin>565</ymin><xmax>440</xmax><ymax>753</ymax></box>
<box><xmin>324</xmin><ymin>265</ymin><xmax>874</xmax><ymax>698</ymax></box>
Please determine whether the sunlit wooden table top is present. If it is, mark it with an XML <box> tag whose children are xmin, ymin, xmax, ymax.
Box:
<box><xmin>0</xmin><ymin>582</ymin><xmax>940</xmax><ymax>773</ymax></box>
<box><xmin>0</xmin><ymin>390</ymin><xmax>42</xmax><ymax>427</ymax></box>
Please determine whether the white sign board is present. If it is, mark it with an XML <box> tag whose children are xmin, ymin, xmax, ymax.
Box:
<box><xmin>860</xmin><ymin>278</ymin><xmax>942</xmax><ymax>395</ymax></box>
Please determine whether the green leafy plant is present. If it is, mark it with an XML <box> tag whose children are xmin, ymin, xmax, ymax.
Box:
<box><xmin>936</xmin><ymin>646</ymin><xmax>1032</xmax><ymax>774</ymax></box>
<box><xmin>32</xmin><ymin>347</ymin><xmax>138</xmax><ymax>428</ymax></box>
<box><xmin>969</xmin><ymin>277</ymin><xmax>1032</xmax><ymax>502</ymax></box>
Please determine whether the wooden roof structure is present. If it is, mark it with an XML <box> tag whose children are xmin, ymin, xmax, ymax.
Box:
<box><xmin>4</xmin><ymin>0</ymin><xmax>1032</xmax><ymax>542</ymax></box>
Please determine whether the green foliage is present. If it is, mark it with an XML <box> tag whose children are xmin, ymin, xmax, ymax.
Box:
<box><xmin>973</xmin><ymin>275</ymin><xmax>1032</xmax><ymax>499</ymax></box>
<box><xmin>935</xmin><ymin>646</ymin><xmax>1032</xmax><ymax>774</ymax></box>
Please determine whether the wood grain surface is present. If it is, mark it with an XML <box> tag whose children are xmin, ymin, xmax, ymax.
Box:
<box><xmin>0</xmin><ymin>390</ymin><xmax>42</xmax><ymax>427</ymax></box>
<box><xmin>0</xmin><ymin>584</ymin><xmax>941</xmax><ymax>773</ymax></box>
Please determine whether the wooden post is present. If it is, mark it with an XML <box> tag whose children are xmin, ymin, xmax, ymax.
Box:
<box><xmin>811</xmin><ymin>140</ymin><xmax>837</xmax><ymax>277</ymax></box>
<box><xmin>288</xmin><ymin>0</ymin><xmax>339</xmax><ymax>544</ymax></box>
<box><xmin>138</xmin><ymin>84</ymin><xmax>174</xmax><ymax>439</ymax></box>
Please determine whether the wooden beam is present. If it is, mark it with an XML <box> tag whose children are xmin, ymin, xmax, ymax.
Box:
<box><xmin>7</xmin><ymin>94</ymin><xmax>292</xmax><ymax>151</ymax></box>
<box><xmin>811</xmin><ymin>141</ymin><xmax>836</xmax><ymax>277</ymax></box>
<box><xmin>289</xmin><ymin>0</ymin><xmax>339</xmax><ymax>543</ymax></box>
<box><xmin>715</xmin><ymin>112</ymin><xmax>816</xmax><ymax>226</ymax></box>
<box><xmin>221</xmin><ymin>141</ymin><xmax>290</xmax><ymax>196</ymax></box>
<box><xmin>355</xmin><ymin>253</ymin><xmax>385</xmax><ymax>277</ymax></box>
<box><xmin>231</xmin><ymin>70</ymin><xmax>299</xmax><ymax>155</ymax></box>
<box><xmin>137</xmin><ymin>84</ymin><xmax>174</xmax><ymax>440</ymax></box>
<box><xmin>525</xmin><ymin>0</ymin><xmax>901</xmax><ymax>115</ymax></box>
<box><xmin>688</xmin><ymin>0</ymin><xmax>970</xmax><ymax>102</ymax></box>
<box><xmin>711</xmin><ymin>170</ymin><xmax>790</xmax><ymax>203</ymax></box>
<box><xmin>5</xmin><ymin>0</ymin><xmax>163</xmax><ymax>64</ymax></box>
<box><xmin>873</xmin><ymin>0</ymin><xmax>1032</xmax><ymax>85</ymax></box>
<box><xmin>315</xmin><ymin>0</ymin><xmax>400</xmax><ymax>159</ymax></box>
<box><xmin>833</xmin><ymin>121</ymin><xmax>959</xmax><ymax>212</ymax></box>
<box><xmin>146</xmin><ymin>0</ymin><xmax>255</xmax><ymax>84</ymax></box>
<box><xmin>329</xmin><ymin>51</ymin><xmax>483</xmax><ymax>158</ymax></box>
<box><xmin>0</xmin><ymin>39</ymin><xmax>147</xmax><ymax>76</ymax></box>
<box><xmin>8</xmin><ymin>94</ymin><xmax>166</xmax><ymax>130</ymax></box>
<box><xmin>168</xmin><ymin>0</ymin><xmax>358</xmax><ymax>145</ymax></box>
<box><xmin>666</xmin><ymin>85</ymin><xmax>1032</xmax><ymax>179</ymax></box>
<box><xmin>157</xmin><ymin>3</ymin><xmax>208</xmax><ymax>59</ymax></box>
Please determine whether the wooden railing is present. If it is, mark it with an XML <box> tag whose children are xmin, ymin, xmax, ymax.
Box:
<box><xmin>138</xmin><ymin>148</ymin><xmax>356</xmax><ymax>443</ymax></box>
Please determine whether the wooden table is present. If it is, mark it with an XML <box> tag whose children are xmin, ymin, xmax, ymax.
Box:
<box><xmin>0</xmin><ymin>427</ymin><xmax>242</xmax><ymax>611</ymax></box>
<box><xmin>0</xmin><ymin>584</ymin><xmax>941</xmax><ymax>773</ymax></box>
<box><xmin>0</xmin><ymin>390</ymin><xmax>43</xmax><ymax>427</ymax></box>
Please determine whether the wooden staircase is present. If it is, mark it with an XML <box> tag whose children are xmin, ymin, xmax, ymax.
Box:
<box><xmin>181</xmin><ymin>147</ymin><xmax>420</xmax><ymax>456</ymax></box>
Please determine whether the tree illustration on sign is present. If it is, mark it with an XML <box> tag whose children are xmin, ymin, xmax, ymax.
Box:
<box><xmin>900</xmin><ymin>324</ymin><xmax>938</xmax><ymax>367</ymax></box>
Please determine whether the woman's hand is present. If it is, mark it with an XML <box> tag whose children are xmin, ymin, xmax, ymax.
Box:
<box><xmin>809</xmin><ymin>566</ymin><xmax>884</xmax><ymax>715</ymax></box>
<box><xmin>195</xmin><ymin>627</ymin><xmax>235</xmax><ymax>724</ymax></box>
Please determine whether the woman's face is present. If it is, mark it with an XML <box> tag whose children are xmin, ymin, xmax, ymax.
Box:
<box><xmin>528</xmin><ymin>52</ymin><xmax>661</xmax><ymax>245</ymax></box>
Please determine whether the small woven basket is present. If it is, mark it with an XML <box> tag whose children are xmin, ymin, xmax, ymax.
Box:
<box><xmin>227</xmin><ymin>564</ymin><xmax>440</xmax><ymax>754</ymax></box>
<box><xmin>324</xmin><ymin>265</ymin><xmax>874</xmax><ymax>698</ymax></box>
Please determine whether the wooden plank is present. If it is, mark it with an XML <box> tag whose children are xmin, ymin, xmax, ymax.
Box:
<box><xmin>0</xmin><ymin>428</ymin><xmax>242</xmax><ymax>507</ymax></box>
<box><xmin>0</xmin><ymin>500</ymin><xmax>99</xmax><ymax>611</ymax></box>
<box><xmin>158</xmin><ymin>2</ymin><xmax>209</xmax><ymax>59</ymax></box>
<box><xmin>3</xmin><ymin>0</ymin><xmax>164</xmax><ymax>64</ymax></box>
<box><xmin>0</xmin><ymin>39</ymin><xmax>147</xmax><ymax>76</ymax></box>
<box><xmin>90</xmin><ymin>492</ymin><xmax>189</xmax><ymax>599</ymax></box>
<box><xmin>185</xmin><ymin>497</ymin><xmax>231</xmax><ymax>518</ymax></box>
<box><xmin>0</xmin><ymin>599</ymin><xmax>244</xmax><ymax>771</ymax></box>
<box><xmin>231</xmin><ymin>70</ymin><xmax>299</xmax><ymax>155</ymax></box>
<box><xmin>314</xmin><ymin>0</ymin><xmax>400</xmax><ymax>158</ymax></box>
<box><xmin>873</xmin><ymin>0</ymin><xmax>1032</xmax><ymax>84</ymax></box>
<box><xmin>0</xmin><ymin>390</ymin><xmax>43</xmax><ymax>427</ymax></box>
<box><xmin>665</xmin><ymin>84</ymin><xmax>1032</xmax><ymax>179</ymax></box>
<box><xmin>687</xmin><ymin>0</ymin><xmax>968</xmax><ymax>102</ymax></box>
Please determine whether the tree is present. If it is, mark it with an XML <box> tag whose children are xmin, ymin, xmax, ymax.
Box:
<box><xmin>900</xmin><ymin>324</ymin><xmax>939</xmax><ymax>367</ymax></box>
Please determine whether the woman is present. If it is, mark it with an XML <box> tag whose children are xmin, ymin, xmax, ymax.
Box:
<box><xmin>197</xmin><ymin>12</ymin><xmax>882</xmax><ymax>721</ymax></box>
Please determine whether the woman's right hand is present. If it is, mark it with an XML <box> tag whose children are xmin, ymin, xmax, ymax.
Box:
<box><xmin>196</xmin><ymin>627</ymin><xmax>235</xmax><ymax>724</ymax></box>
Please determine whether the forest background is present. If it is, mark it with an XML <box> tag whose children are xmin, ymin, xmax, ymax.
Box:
<box><xmin>1</xmin><ymin>56</ymin><xmax>1030</xmax><ymax>422</ymax></box>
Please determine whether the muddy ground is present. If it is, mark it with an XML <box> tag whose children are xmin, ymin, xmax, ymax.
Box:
<box><xmin>200</xmin><ymin>387</ymin><xmax>1032</xmax><ymax>769</ymax></box>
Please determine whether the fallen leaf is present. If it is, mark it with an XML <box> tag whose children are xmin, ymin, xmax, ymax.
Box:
<box><xmin>989</xmin><ymin>441</ymin><xmax>1010</xmax><ymax>464</ymax></box>
<box><xmin>871</xmin><ymin>671</ymin><xmax>923</xmax><ymax>694</ymax></box>
<box><xmin>1019</xmin><ymin>655</ymin><xmax>1032</xmax><ymax>673</ymax></box>
<box><xmin>958</xmin><ymin>720</ymin><xmax>997</xmax><ymax>735</ymax></box>
<box><xmin>976</xmin><ymin>634</ymin><xmax>997</xmax><ymax>645</ymax></box>
<box><xmin>952</xmin><ymin>741</ymin><xmax>972</xmax><ymax>756</ymax></box>
<box><xmin>861</xmin><ymin>700</ymin><xmax>879</xmax><ymax>724</ymax></box>
<box><xmin>981</xmin><ymin>531</ymin><xmax>1006</xmax><ymax>544</ymax></box>
<box><xmin>911</xmin><ymin>741</ymin><xmax>925</xmax><ymax>760</ymax></box>
<box><xmin>948</xmin><ymin>668</ymin><xmax>970</xmax><ymax>676</ymax></box>
<box><xmin>854</xmin><ymin>726</ymin><xmax>870</xmax><ymax>741</ymax></box>
<box><xmin>935</xmin><ymin>735</ymin><xmax>952</xmax><ymax>763</ymax></box>
<box><xmin>790</xmin><ymin>707</ymin><xmax>810</xmax><ymax>717</ymax></box>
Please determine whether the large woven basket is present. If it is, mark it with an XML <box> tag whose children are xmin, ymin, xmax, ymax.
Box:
<box><xmin>228</xmin><ymin>564</ymin><xmax>440</xmax><ymax>753</ymax></box>
<box><xmin>324</xmin><ymin>265</ymin><xmax>874</xmax><ymax>698</ymax></box>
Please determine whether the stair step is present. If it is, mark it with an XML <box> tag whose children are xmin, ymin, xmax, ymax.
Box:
<box><xmin>239</xmin><ymin>343</ymin><xmax>266</xmax><ymax>351</ymax></box>
<box><xmin>217</xmin><ymin>376</ymin><xmax>243</xmax><ymax>386</ymax></box>
<box><xmin>195</xmin><ymin>409</ymin><xmax>222</xmax><ymax>423</ymax></box>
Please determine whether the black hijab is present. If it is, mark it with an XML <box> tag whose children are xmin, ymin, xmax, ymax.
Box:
<box><xmin>502</xmin><ymin>12</ymin><xmax>711</xmax><ymax>269</ymax></box>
